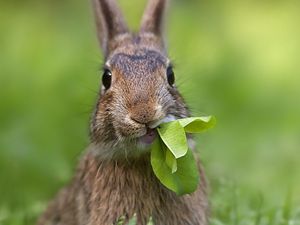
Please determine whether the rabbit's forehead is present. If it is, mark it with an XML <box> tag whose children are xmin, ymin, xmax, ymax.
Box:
<box><xmin>107</xmin><ymin>49</ymin><xmax>168</xmax><ymax>76</ymax></box>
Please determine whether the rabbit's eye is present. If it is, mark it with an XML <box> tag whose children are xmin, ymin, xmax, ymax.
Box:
<box><xmin>102</xmin><ymin>69</ymin><xmax>112</xmax><ymax>90</ymax></box>
<box><xmin>166</xmin><ymin>66</ymin><xmax>175</xmax><ymax>86</ymax></box>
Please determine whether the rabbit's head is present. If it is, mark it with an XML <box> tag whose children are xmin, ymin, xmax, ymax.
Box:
<box><xmin>90</xmin><ymin>0</ymin><xmax>189</xmax><ymax>159</ymax></box>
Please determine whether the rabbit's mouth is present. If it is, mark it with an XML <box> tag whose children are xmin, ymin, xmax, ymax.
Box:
<box><xmin>137</xmin><ymin>115</ymin><xmax>176</xmax><ymax>146</ymax></box>
<box><xmin>139</xmin><ymin>128</ymin><xmax>157</xmax><ymax>145</ymax></box>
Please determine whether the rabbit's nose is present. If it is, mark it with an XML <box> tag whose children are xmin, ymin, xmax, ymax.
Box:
<box><xmin>130</xmin><ymin>104</ymin><xmax>156</xmax><ymax>125</ymax></box>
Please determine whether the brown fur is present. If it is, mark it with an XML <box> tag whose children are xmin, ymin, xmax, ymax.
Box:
<box><xmin>38</xmin><ymin>0</ymin><xmax>209</xmax><ymax>224</ymax></box>
<box><xmin>38</xmin><ymin>149</ymin><xmax>208</xmax><ymax>225</ymax></box>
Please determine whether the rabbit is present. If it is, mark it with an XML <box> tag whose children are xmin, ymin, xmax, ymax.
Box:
<box><xmin>37</xmin><ymin>0</ymin><xmax>209</xmax><ymax>224</ymax></box>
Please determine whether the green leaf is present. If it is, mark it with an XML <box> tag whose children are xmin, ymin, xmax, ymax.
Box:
<box><xmin>165</xmin><ymin>148</ymin><xmax>177</xmax><ymax>173</ymax></box>
<box><xmin>177</xmin><ymin>116</ymin><xmax>216</xmax><ymax>133</ymax></box>
<box><xmin>157</xmin><ymin>120</ymin><xmax>188</xmax><ymax>158</ymax></box>
<box><xmin>150</xmin><ymin>115</ymin><xmax>215</xmax><ymax>195</ymax></box>
<box><xmin>151</xmin><ymin>138</ymin><xmax>200</xmax><ymax>195</ymax></box>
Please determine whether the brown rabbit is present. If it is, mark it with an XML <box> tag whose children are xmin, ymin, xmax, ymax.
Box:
<box><xmin>37</xmin><ymin>0</ymin><xmax>209</xmax><ymax>224</ymax></box>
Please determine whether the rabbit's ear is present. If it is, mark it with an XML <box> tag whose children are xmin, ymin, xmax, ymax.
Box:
<box><xmin>140</xmin><ymin>0</ymin><xmax>168</xmax><ymax>38</ymax></box>
<box><xmin>92</xmin><ymin>0</ymin><xmax>128</xmax><ymax>56</ymax></box>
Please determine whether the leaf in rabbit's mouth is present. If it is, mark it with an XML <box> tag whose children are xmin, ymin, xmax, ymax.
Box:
<box><xmin>139</xmin><ymin>128</ymin><xmax>157</xmax><ymax>145</ymax></box>
<box><xmin>138</xmin><ymin>115</ymin><xmax>176</xmax><ymax>146</ymax></box>
<box><xmin>150</xmin><ymin>116</ymin><xmax>216</xmax><ymax>195</ymax></box>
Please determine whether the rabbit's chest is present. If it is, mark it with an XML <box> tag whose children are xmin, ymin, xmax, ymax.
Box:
<box><xmin>80</xmin><ymin>155</ymin><xmax>185</xmax><ymax>224</ymax></box>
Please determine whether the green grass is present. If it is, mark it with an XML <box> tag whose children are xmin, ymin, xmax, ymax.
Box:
<box><xmin>1</xmin><ymin>181</ymin><xmax>299</xmax><ymax>225</ymax></box>
<box><xmin>0</xmin><ymin>0</ymin><xmax>300</xmax><ymax>224</ymax></box>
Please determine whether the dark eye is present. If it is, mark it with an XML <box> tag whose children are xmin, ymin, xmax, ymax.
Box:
<box><xmin>102</xmin><ymin>69</ymin><xmax>112</xmax><ymax>90</ymax></box>
<box><xmin>166</xmin><ymin>66</ymin><xmax>175</xmax><ymax>86</ymax></box>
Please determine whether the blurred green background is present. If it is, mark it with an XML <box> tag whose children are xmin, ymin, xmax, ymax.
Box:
<box><xmin>0</xmin><ymin>0</ymin><xmax>299</xmax><ymax>224</ymax></box>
